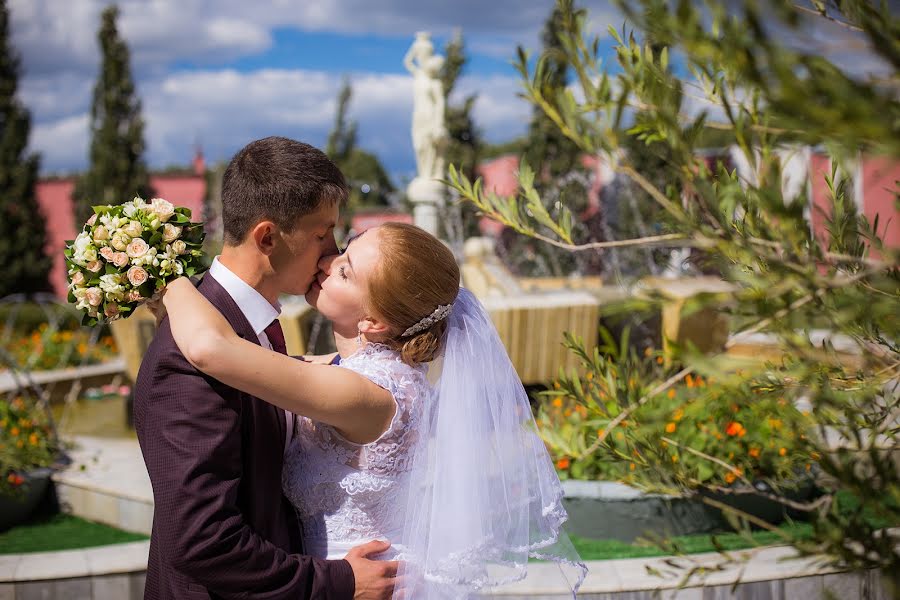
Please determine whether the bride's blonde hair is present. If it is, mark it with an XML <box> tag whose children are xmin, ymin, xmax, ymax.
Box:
<box><xmin>366</xmin><ymin>223</ymin><xmax>460</xmax><ymax>365</ymax></box>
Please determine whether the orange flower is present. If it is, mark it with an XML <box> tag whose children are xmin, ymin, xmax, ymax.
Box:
<box><xmin>629</xmin><ymin>462</ymin><xmax>636</xmax><ymax>471</ymax></box>
<box><xmin>563</xmin><ymin>409</ymin><xmax>573</xmax><ymax>418</ymax></box>
<box><xmin>749</xmin><ymin>447</ymin><xmax>760</xmax><ymax>458</ymax></box>
<box><xmin>552</xmin><ymin>398</ymin><xmax>563</xmax><ymax>408</ymax></box>
<box><xmin>667</xmin><ymin>389</ymin><xmax>676</xmax><ymax>399</ymax></box>
<box><xmin>725</xmin><ymin>422</ymin><xmax>745</xmax><ymax>437</ymax></box>
<box><xmin>597</xmin><ymin>428</ymin><xmax>605</xmax><ymax>438</ymax></box>
<box><xmin>685</xmin><ymin>374</ymin><xmax>694</xmax><ymax>388</ymax></box>
<box><xmin>673</xmin><ymin>408</ymin><xmax>684</xmax><ymax>421</ymax></box>
<box><xmin>585</xmin><ymin>371</ymin><xmax>593</xmax><ymax>381</ymax></box>
<box><xmin>665</xmin><ymin>422</ymin><xmax>677</xmax><ymax>433</ymax></box>
<box><xmin>779</xmin><ymin>447</ymin><xmax>787</xmax><ymax>456</ymax></box>
<box><xmin>644</xmin><ymin>347</ymin><xmax>653</xmax><ymax>357</ymax></box>
<box><xmin>10</xmin><ymin>427</ymin><xmax>19</xmax><ymax>437</ymax></box>
<box><xmin>656</xmin><ymin>356</ymin><xmax>664</xmax><ymax>364</ymax></box>
<box><xmin>724</xmin><ymin>472</ymin><xmax>736</xmax><ymax>484</ymax></box>
<box><xmin>671</xmin><ymin>454</ymin><xmax>678</xmax><ymax>463</ymax></box>
<box><xmin>29</xmin><ymin>433</ymin><xmax>39</xmax><ymax>445</ymax></box>
<box><xmin>553</xmin><ymin>381</ymin><xmax>561</xmax><ymax>390</ymax></box>
<box><xmin>556</xmin><ymin>457</ymin><xmax>570</xmax><ymax>470</ymax></box>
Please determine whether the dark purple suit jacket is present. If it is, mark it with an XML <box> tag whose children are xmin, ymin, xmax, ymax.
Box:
<box><xmin>134</xmin><ymin>274</ymin><xmax>354</xmax><ymax>599</ymax></box>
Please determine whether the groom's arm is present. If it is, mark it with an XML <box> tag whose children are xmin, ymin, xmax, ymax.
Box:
<box><xmin>142</xmin><ymin>329</ymin><xmax>354</xmax><ymax>599</ymax></box>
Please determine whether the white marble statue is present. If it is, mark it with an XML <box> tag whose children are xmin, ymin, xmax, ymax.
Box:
<box><xmin>404</xmin><ymin>32</ymin><xmax>448</xmax><ymax>182</ymax></box>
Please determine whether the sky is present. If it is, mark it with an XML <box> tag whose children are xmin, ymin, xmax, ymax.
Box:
<box><xmin>11</xmin><ymin>0</ymin><xmax>624</xmax><ymax>183</ymax></box>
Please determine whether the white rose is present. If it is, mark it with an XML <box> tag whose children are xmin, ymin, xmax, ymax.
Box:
<box><xmin>162</xmin><ymin>223</ymin><xmax>182</xmax><ymax>243</ymax></box>
<box><xmin>149</xmin><ymin>198</ymin><xmax>175</xmax><ymax>222</ymax></box>
<box><xmin>85</xmin><ymin>287</ymin><xmax>102</xmax><ymax>307</ymax></box>
<box><xmin>72</xmin><ymin>287</ymin><xmax>87</xmax><ymax>300</ymax></box>
<box><xmin>85</xmin><ymin>260</ymin><xmax>103</xmax><ymax>273</ymax></box>
<box><xmin>126</xmin><ymin>238</ymin><xmax>150</xmax><ymax>258</ymax></box>
<box><xmin>175</xmin><ymin>261</ymin><xmax>184</xmax><ymax>275</ymax></box>
<box><xmin>172</xmin><ymin>240</ymin><xmax>187</xmax><ymax>254</ymax></box>
<box><xmin>99</xmin><ymin>246</ymin><xmax>116</xmax><ymax>262</ymax></box>
<box><xmin>93</xmin><ymin>225</ymin><xmax>110</xmax><ymax>242</ymax></box>
<box><xmin>73</xmin><ymin>232</ymin><xmax>92</xmax><ymax>255</ymax></box>
<box><xmin>110</xmin><ymin>232</ymin><xmax>130</xmax><ymax>251</ymax></box>
<box><xmin>112</xmin><ymin>252</ymin><xmax>129</xmax><ymax>268</ymax></box>
<box><xmin>124</xmin><ymin>220</ymin><xmax>143</xmax><ymax>238</ymax></box>
<box><xmin>70</xmin><ymin>271</ymin><xmax>85</xmax><ymax>286</ymax></box>
<box><xmin>99</xmin><ymin>273</ymin><xmax>123</xmax><ymax>293</ymax></box>
<box><xmin>104</xmin><ymin>303</ymin><xmax>120</xmax><ymax>319</ymax></box>
<box><xmin>127</xmin><ymin>266</ymin><xmax>149</xmax><ymax>287</ymax></box>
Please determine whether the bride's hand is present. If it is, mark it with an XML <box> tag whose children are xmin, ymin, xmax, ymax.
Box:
<box><xmin>146</xmin><ymin>277</ymin><xmax>192</xmax><ymax>326</ymax></box>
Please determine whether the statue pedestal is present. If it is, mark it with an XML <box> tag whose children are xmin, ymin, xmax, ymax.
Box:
<box><xmin>407</xmin><ymin>176</ymin><xmax>444</xmax><ymax>236</ymax></box>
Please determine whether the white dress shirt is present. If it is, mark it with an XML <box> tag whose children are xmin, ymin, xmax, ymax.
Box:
<box><xmin>209</xmin><ymin>257</ymin><xmax>294</xmax><ymax>452</ymax></box>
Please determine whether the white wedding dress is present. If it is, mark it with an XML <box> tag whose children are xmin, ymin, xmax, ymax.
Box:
<box><xmin>282</xmin><ymin>343</ymin><xmax>428</xmax><ymax>560</ymax></box>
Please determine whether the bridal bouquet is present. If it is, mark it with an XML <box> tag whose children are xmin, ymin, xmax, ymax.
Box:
<box><xmin>65</xmin><ymin>196</ymin><xmax>207</xmax><ymax>325</ymax></box>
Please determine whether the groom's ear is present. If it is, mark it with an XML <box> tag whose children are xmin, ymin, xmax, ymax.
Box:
<box><xmin>249</xmin><ymin>221</ymin><xmax>278</xmax><ymax>255</ymax></box>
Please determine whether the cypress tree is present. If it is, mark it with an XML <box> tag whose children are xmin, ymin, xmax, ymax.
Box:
<box><xmin>0</xmin><ymin>0</ymin><xmax>50</xmax><ymax>297</ymax></box>
<box><xmin>73</xmin><ymin>4</ymin><xmax>151</xmax><ymax>226</ymax></box>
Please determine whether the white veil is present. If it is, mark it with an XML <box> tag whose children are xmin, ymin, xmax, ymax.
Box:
<box><xmin>395</xmin><ymin>288</ymin><xmax>587</xmax><ymax>598</ymax></box>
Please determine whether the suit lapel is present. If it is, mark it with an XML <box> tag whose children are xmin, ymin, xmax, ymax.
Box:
<box><xmin>198</xmin><ymin>274</ymin><xmax>287</xmax><ymax>448</ymax></box>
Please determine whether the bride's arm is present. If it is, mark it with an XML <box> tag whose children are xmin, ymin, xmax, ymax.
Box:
<box><xmin>160</xmin><ymin>277</ymin><xmax>395</xmax><ymax>444</ymax></box>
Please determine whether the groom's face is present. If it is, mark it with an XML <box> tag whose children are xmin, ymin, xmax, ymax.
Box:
<box><xmin>272</xmin><ymin>202</ymin><xmax>340</xmax><ymax>296</ymax></box>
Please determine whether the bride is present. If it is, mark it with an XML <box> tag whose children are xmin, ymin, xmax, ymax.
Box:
<box><xmin>160</xmin><ymin>222</ymin><xmax>585</xmax><ymax>598</ymax></box>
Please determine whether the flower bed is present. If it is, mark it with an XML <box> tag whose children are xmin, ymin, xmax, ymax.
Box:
<box><xmin>1</xmin><ymin>325</ymin><xmax>118</xmax><ymax>372</ymax></box>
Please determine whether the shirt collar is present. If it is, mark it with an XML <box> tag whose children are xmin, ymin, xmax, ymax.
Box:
<box><xmin>209</xmin><ymin>257</ymin><xmax>281</xmax><ymax>337</ymax></box>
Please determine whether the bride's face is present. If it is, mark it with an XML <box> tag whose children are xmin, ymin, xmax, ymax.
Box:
<box><xmin>305</xmin><ymin>228</ymin><xmax>382</xmax><ymax>330</ymax></box>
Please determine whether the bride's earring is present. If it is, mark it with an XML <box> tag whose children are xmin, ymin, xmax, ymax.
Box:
<box><xmin>357</xmin><ymin>329</ymin><xmax>362</xmax><ymax>347</ymax></box>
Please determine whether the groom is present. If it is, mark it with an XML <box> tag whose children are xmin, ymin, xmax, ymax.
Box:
<box><xmin>134</xmin><ymin>137</ymin><xmax>396</xmax><ymax>599</ymax></box>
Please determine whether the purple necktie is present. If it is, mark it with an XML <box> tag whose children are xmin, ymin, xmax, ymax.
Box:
<box><xmin>264</xmin><ymin>319</ymin><xmax>287</xmax><ymax>355</ymax></box>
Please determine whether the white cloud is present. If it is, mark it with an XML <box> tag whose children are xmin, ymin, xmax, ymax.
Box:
<box><xmin>30</xmin><ymin>113</ymin><xmax>89</xmax><ymax>173</ymax></box>
<box><xmin>29</xmin><ymin>63</ymin><xmax>529</xmax><ymax>179</ymax></box>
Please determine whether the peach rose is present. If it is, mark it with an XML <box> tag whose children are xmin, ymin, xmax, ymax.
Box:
<box><xmin>104</xmin><ymin>303</ymin><xmax>120</xmax><ymax>319</ymax></box>
<box><xmin>149</xmin><ymin>198</ymin><xmax>175</xmax><ymax>222</ymax></box>
<box><xmin>86</xmin><ymin>214</ymin><xmax>97</xmax><ymax>227</ymax></box>
<box><xmin>172</xmin><ymin>240</ymin><xmax>187</xmax><ymax>254</ymax></box>
<box><xmin>112</xmin><ymin>252</ymin><xmax>129</xmax><ymax>268</ymax></box>
<box><xmin>70</xmin><ymin>271</ymin><xmax>85</xmax><ymax>286</ymax></box>
<box><xmin>99</xmin><ymin>246</ymin><xmax>116</xmax><ymax>262</ymax></box>
<box><xmin>127</xmin><ymin>266</ymin><xmax>149</xmax><ymax>287</ymax></box>
<box><xmin>162</xmin><ymin>223</ymin><xmax>182</xmax><ymax>243</ymax></box>
<box><xmin>85</xmin><ymin>287</ymin><xmax>103</xmax><ymax>307</ymax></box>
<box><xmin>126</xmin><ymin>238</ymin><xmax>150</xmax><ymax>258</ymax></box>
<box><xmin>123</xmin><ymin>220</ymin><xmax>143</xmax><ymax>238</ymax></box>
<box><xmin>85</xmin><ymin>260</ymin><xmax>103</xmax><ymax>273</ymax></box>
<box><xmin>93</xmin><ymin>225</ymin><xmax>110</xmax><ymax>242</ymax></box>
<box><xmin>127</xmin><ymin>289</ymin><xmax>144</xmax><ymax>303</ymax></box>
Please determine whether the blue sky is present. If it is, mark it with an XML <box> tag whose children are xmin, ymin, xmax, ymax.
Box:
<box><xmin>11</xmin><ymin>0</ymin><xmax>623</xmax><ymax>182</ymax></box>
<box><xmin>14</xmin><ymin>1</ymin><xmax>892</xmax><ymax>184</ymax></box>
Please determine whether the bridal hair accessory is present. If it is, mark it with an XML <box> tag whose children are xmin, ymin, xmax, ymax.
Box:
<box><xmin>401</xmin><ymin>302</ymin><xmax>454</xmax><ymax>337</ymax></box>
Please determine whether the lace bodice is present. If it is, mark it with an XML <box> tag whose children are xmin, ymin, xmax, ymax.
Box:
<box><xmin>281</xmin><ymin>343</ymin><xmax>431</xmax><ymax>559</ymax></box>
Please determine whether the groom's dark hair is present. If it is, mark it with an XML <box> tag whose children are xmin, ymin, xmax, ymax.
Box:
<box><xmin>221</xmin><ymin>136</ymin><xmax>348</xmax><ymax>245</ymax></box>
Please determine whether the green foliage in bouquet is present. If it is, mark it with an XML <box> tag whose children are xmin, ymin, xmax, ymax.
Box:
<box><xmin>64</xmin><ymin>197</ymin><xmax>207</xmax><ymax>326</ymax></box>
<box><xmin>0</xmin><ymin>396</ymin><xmax>58</xmax><ymax>496</ymax></box>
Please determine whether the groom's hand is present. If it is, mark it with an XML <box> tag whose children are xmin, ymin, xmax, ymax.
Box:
<box><xmin>345</xmin><ymin>540</ymin><xmax>397</xmax><ymax>600</ymax></box>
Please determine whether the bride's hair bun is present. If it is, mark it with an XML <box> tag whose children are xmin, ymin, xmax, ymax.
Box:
<box><xmin>365</xmin><ymin>223</ymin><xmax>459</xmax><ymax>365</ymax></box>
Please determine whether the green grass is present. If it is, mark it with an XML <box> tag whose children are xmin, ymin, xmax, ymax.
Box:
<box><xmin>0</xmin><ymin>514</ymin><xmax>147</xmax><ymax>554</ymax></box>
<box><xmin>569</xmin><ymin>522</ymin><xmax>814</xmax><ymax>560</ymax></box>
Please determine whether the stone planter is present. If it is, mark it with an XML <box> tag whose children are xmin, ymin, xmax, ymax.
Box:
<box><xmin>562</xmin><ymin>479</ymin><xmax>816</xmax><ymax>542</ymax></box>
<box><xmin>0</xmin><ymin>467</ymin><xmax>53</xmax><ymax>531</ymax></box>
